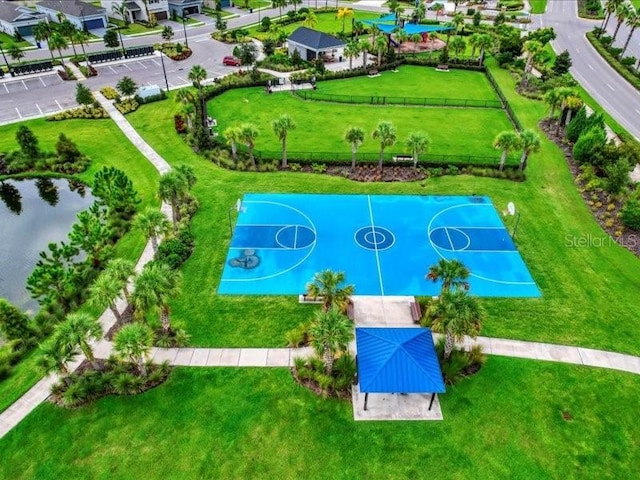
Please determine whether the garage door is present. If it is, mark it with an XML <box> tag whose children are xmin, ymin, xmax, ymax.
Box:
<box><xmin>17</xmin><ymin>25</ymin><xmax>34</xmax><ymax>36</ymax></box>
<box><xmin>154</xmin><ymin>11</ymin><xmax>168</xmax><ymax>20</ymax></box>
<box><xmin>84</xmin><ymin>18</ymin><xmax>105</xmax><ymax>30</ymax></box>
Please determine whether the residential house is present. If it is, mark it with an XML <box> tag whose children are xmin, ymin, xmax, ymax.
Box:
<box><xmin>0</xmin><ymin>1</ymin><xmax>46</xmax><ymax>37</ymax></box>
<box><xmin>35</xmin><ymin>0</ymin><xmax>108</xmax><ymax>31</ymax></box>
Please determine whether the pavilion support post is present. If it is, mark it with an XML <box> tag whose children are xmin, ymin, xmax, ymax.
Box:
<box><xmin>428</xmin><ymin>393</ymin><xmax>436</xmax><ymax>411</ymax></box>
<box><xmin>364</xmin><ymin>393</ymin><xmax>369</xmax><ymax>411</ymax></box>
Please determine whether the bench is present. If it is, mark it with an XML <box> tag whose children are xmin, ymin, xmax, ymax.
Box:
<box><xmin>346</xmin><ymin>299</ymin><xmax>355</xmax><ymax>321</ymax></box>
<box><xmin>410</xmin><ymin>300</ymin><xmax>422</xmax><ymax>324</ymax></box>
<box><xmin>368</xmin><ymin>69</ymin><xmax>379</xmax><ymax>76</ymax></box>
<box><xmin>392</xmin><ymin>155</ymin><xmax>413</xmax><ymax>163</ymax></box>
<box><xmin>298</xmin><ymin>294</ymin><xmax>324</xmax><ymax>304</ymax></box>
<box><xmin>436</xmin><ymin>64</ymin><xmax>450</xmax><ymax>72</ymax></box>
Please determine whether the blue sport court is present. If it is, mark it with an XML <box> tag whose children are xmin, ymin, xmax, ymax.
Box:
<box><xmin>219</xmin><ymin>194</ymin><xmax>540</xmax><ymax>297</ymax></box>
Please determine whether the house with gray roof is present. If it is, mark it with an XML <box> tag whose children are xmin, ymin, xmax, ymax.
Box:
<box><xmin>287</xmin><ymin>26</ymin><xmax>345</xmax><ymax>62</ymax></box>
<box><xmin>35</xmin><ymin>0</ymin><xmax>108</xmax><ymax>31</ymax></box>
<box><xmin>0</xmin><ymin>1</ymin><xmax>46</xmax><ymax>38</ymax></box>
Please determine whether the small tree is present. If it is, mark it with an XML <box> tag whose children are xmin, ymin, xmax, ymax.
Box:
<box><xmin>553</xmin><ymin>50</ymin><xmax>572</xmax><ymax>76</ymax></box>
<box><xmin>75</xmin><ymin>83</ymin><xmax>93</xmax><ymax>105</ymax></box>
<box><xmin>161</xmin><ymin>25</ymin><xmax>174</xmax><ymax>42</ymax></box>
<box><xmin>89</xmin><ymin>273</ymin><xmax>124</xmax><ymax>323</ymax></box>
<box><xmin>604</xmin><ymin>159</ymin><xmax>630</xmax><ymax>194</ymax></box>
<box><xmin>0</xmin><ymin>299</ymin><xmax>30</xmax><ymax>341</ymax></box>
<box><xmin>493</xmin><ymin>131</ymin><xmax>521</xmax><ymax>171</ymax></box>
<box><xmin>239</xmin><ymin>123</ymin><xmax>259</xmax><ymax>168</ymax></box>
<box><xmin>103</xmin><ymin>29</ymin><xmax>120</xmax><ymax>50</ymax></box>
<box><xmin>372</xmin><ymin>121</ymin><xmax>397</xmax><ymax>170</ymax></box>
<box><xmin>224</xmin><ymin>126</ymin><xmax>242</xmax><ymax>164</ymax></box>
<box><xmin>56</xmin><ymin>133</ymin><xmax>83</xmax><ymax>163</ymax></box>
<box><xmin>272</xmin><ymin>114</ymin><xmax>296</xmax><ymax>167</ymax></box>
<box><xmin>344</xmin><ymin>126</ymin><xmax>365</xmax><ymax>170</ymax></box>
<box><xmin>237</xmin><ymin>42</ymin><xmax>258</xmax><ymax>65</ymax></box>
<box><xmin>104</xmin><ymin>258</ymin><xmax>135</xmax><ymax>305</ymax></box>
<box><xmin>113</xmin><ymin>323</ymin><xmax>154</xmax><ymax>375</ymax></box>
<box><xmin>309</xmin><ymin>306</ymin><xmax>353</xmax><ymax>375</ymax></box>
<box><xmin>134</xmin><ymin>207</ymin><xmax>171</xmax><ymax>254</ymax></box>
<box><xmin>518</xmin><ymin>129</ymin><xmax>541</xmax><ymax>171</ymax></box>
<box><xmin>16</xmin><ymin>125</ymin><xmax>39</xmax><ymax>159</ymax></box>
<box><xmin>116</xmin><ymin>76</ymin><xmax>137</xmax><ymax>96</ymax></box>
<box><xmin>306</xmin><ymin>269</ymin><xmax>354</xmax><ymax>312</ymax></box>
<box><xmin>7</xmin><ymin>44</ymin><xmax>24</xmax><ymax>65</ymax></box>
<box><xmin>132</xmin><ymin>262</ymin><xmax>182</xmax><ymax>334</ymax></box>
<box><xmin>54</xmin><ymin>312</ymin><xmax>103</xmax><ymax>368</ymax></box>
<box><xmin>426</xmin><ymin>258</ymin><xmax>470</xmax><ymax>294</ymax></box>
<box><xmin>406</xmin><ymin>131</ymin><xmax>430</xmax><ymax>169</ymax></box>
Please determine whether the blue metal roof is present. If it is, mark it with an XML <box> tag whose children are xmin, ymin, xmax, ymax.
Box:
<box><xmin>356</xmin><ymin>328</ymin><xmax>445</xmax><ymax>394</ymax></box>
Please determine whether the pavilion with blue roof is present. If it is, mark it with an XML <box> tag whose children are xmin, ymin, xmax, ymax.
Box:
<box><xmin>355</xmin><ymin>327</ymin><xmax>445</xmax><ymax>411</ymax></box>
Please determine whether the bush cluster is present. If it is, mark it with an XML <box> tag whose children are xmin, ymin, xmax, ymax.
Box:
<box><xmin>155</xmin><ymin>229</ymin><xmax>195</xmax><ymax>269</ymax></box>
<box><xmin>47</xmin><ymin>105</ymin><xmax>109</xmax><ymax>121</ymax></box>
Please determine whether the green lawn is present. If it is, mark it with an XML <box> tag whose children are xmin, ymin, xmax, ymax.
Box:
<box><xmin>316</xmin><ymin>66</ymin><xmax>498</xmax><ymax>101</ymax></box>
<box><xmin>0</xmin><ymin>118</ymin><xmax>160</xmax><ymax>412</ymax></box>
<box><xmin>249</xmin><ymin>10</ymin><xmax>384</xmax><ymax>36</ymax></box>
<box><xmin>127</xmin><ymin>61</ymin><xmax>640</xmax><ymax>354</ymax></box>
<box><xmin>0</xmin><ymin>32</ymin><xmax>32</xmax><ymax>49</ymax></box>
<box><xmin>529</xmin><ymin>0</ymin><xmax>548</xmax><ymax>14</ymax></box>
<box><xmin>2</xmin><ymin>359</ymin><xmax>640</xmax><ymax>478</ymax></box>
<box><xmin>108</xmin><ymin>19</ymin><xmax>163</xmax><ymax>36</ymax></box>
<box><xmin>211</xmin><ymin>87</ymin><xmax>511</xmax><ymax>158</ymax></box>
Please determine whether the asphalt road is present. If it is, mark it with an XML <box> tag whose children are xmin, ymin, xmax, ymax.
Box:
<box><xmin>536</xmin><ymin>0</ymin><xmax>640</xmax><ymax>140</ymax></box>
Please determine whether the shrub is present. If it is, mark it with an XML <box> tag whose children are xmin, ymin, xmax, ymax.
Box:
<box><xmin>620</xmin><ymin>56</ymin><xmax>636</xmax><ymax>67</ymax></box>
<box><xmin>604</xmin><ymin>159</ymin><xmax>630</xmax><ymax>194</ymax></box>
<box><xmin>621</xmin><ymin>199</ymin><xmax>640</xmax><ymax>230</ymax></box>
<box><xmin>155</xmin><ymin>229</ymin><xmax>194</xmax><ymax>269</ymax></box>
<box><xmin>573</xmin><ymin>126</ymin><xmax>607</xmax><ymax>165</ymax></box>
<box><xmin>75</xmin><ymin>83</ymin><xmax>94</xmax><ymax>105</ymax></box>
<box><xmin>566</xmin><ymin>106</ymin><xmax>588</xmax><ymax>143</ymax></box>
<box><xmin>100</xmin><ymin>86</ymin><xmax>120</xmax><ymax>101</ymax></box>
<box><xmin>285</xmin><ymin>323</ymin><xmax>309</xmax><ymax>347</ymax></box>
<box><xmin>115</xmin><ymin>98</ymin><xmax>139</xmax><ymax>115</ymax></box>
<box><xmin>0</xmin><ymin>299</ymin><xmax>31</xmax><ymax>341</ymax></box>
<box><xmin>47</xmin><ymin>105</ymin><xmax>109</xmax><ymax>121</ymax></box>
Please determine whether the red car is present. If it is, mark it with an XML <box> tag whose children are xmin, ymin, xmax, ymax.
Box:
<box><xmin>223</xmin><ymin>56</ymin><xmax>241</xmax><ymax>66</ymax></box>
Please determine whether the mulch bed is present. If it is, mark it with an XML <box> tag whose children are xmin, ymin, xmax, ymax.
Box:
<box><xmin>104</xmin><ymin>304</ymin><xmax>134</xmax><ymax>340</ymax></box>
<box><xmin>539</xmin><ymin>119</ymin><xmax>640</xmax><ymax>257</ymax></box>
<box><xmin>292</xmin><ymin>164</ymin><xmax>426</xmax><ymax>182</ymax></box>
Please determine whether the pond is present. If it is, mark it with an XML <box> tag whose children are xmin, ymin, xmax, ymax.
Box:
<box><xmin>0</xmin><ymin>178</ymin><xmax>94</xmax><ymax>314</ymax></box>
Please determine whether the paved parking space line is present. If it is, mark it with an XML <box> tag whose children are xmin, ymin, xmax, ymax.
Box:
<box><xmin>55</xmin><ymin>99</ymin><xmax>62</xmax><ymax>110</ymax></box>
<box><xmin>15</xmin><ymin>107</ymin><xmax>22</xmax><ymax>119</ymax></box>
<box><xmin>3</xmin><ymin>83</ymin><xmax>8</xmax><ymax>93</ymax></box>
<box><xmin>123</xmin><ymin>63</ymin><xmax>132</xmax><ymax>71</ymax></box>
<box><xmin>109</xmin><ymin>65</ymin><xmax>117</xmax><ymax>74</ymax></box>
<box><xmin>39</xmin><ymin>77</ymin><xmax>46</xmax><ymax>87</ymax></box>
<box><xmin>151</xmin><ymin>59</ymin><xmax>160</xmax><ymax>67</ymax></box>
<box><xmin>36</xmin><ymin>104</ymin><xmax>43</xmax><ymax>115</ymax></box>
<box><xmin>138</xmin><ymin>61</ymin><xmax>148</xmax><ymax>69</ymax></box>
<box><xmin>177</xmin><ymin>76</ymin><xmax>187</xmax><ymax>83</ymax></box>
<box><xmin>21</xmin><ymin>80</ymin><xmax>28</xmax><ymax>90</ymax></box>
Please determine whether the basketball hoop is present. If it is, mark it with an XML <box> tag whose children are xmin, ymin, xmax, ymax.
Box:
<box><xmin>507</xmin><ymin>202</ymin><xmax>516</xmax><ymax>216</ymax></box>
<box><xmin>506</xmin><ymin>201</ymin><xmax>520</xmax><ymax>239</ymax></box>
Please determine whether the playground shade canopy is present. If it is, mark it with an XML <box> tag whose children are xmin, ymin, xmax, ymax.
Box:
<box><xmin>362</xmin><ymin>15</ymin><xmax>454</xmax><ymax>35</ymax></box>
<box><xmin>356</xmin><ymin>327</ymin><xmax>446</xmax><ymax>394</ymax></box>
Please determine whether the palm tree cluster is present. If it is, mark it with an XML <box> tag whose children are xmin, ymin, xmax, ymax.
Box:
<box><xmin>493</xmin><ymin>129</ymin><xmax>541</xmax><ymax>171</ymax></box>
<box><xmin>599</xmin><ymin>0</ymin><xmax>639</xmax><ymax>60</ymax></box>
<box><xmin>32</xmin><ymin>18</ymin><xmax>90</xmax><ymax>67</ymax></box>
<box><xmin>425</xmin><ymin>259</ymin><xmax>484</xmax><ymax>361</ymax></box>
<box><xmin>157</xmin><ymin>164</ymin><xmax>197</xmax><ymax>229</ymax></box>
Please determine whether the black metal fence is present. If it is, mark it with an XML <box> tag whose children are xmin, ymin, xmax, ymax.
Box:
<box><xmin>240</xmin><ymin>148</ymin><xmax>519</xmax><ymax>168</ymax></box>
<box><xmin>293</xmin><ymin>90</ymin><xmax>503</xmax><ymax>109</ymax></box>
<box><xmin>485</xmin><ymin>69</ymin><xmax>523</xmax><ymax>131</ymax></box>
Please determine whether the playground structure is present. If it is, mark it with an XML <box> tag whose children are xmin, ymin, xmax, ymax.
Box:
<box><xmin>363</xmin><ymin>14</ymin><xmax>453</xmax><ymax>54</ymax></box>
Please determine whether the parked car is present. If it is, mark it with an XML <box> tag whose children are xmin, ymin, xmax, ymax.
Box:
<box><xmin>223</xmin><ymin>56</ymin><xmax>241</xmax><ymax>66</ymax></box>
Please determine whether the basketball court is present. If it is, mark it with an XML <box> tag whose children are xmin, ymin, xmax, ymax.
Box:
<box><xmin>218</xmin><ymin>194</ymin><xmax>540</xmax><ymax>297</ymax></box>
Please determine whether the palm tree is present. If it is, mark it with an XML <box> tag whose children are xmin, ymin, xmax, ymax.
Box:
<box><xmin>239</xmin><ymin>123</ymin><xmax>259</xmax><ymax>168</ymax></box>
<box><xmin>612</xmin><ymin>3</ymin><xmax>631</xmax><ymax>42</ymax></box>
<box><xmin>620</xmin><ymin>8</ymin><xmax>639</xmax><ymax>58</ymax></box>
<box><xmin>272</xmin><ymin>114</ymin><xmax>296</xmax><ymax>168</ymax></box>
<box><xmin>104</xmin><ymin>258</ymin><xmax>135</xmax><ymax>305</ymax></box>
<box><xmin>518</xmin><ymin>129</ymin><xmax>541</xmax><ymax>171</ymax></box>
<box><xmin>395</xmin><ymin>28</ymin><xmax>408</xmax><ymax>49</ymax></box>
<box><xmin>59</xmin><ymin>19</ymin><xmax>78</xmax><ymax>57</ymax></box>
<box><xmin>306</xmin><ymin>269</ymin><xmax>355</xmax><ymax>312</ymax></box>
<box><xmin>302</xmin><ymin>10</ymin><xmax>318</xmax><ymax>29</ymax></box>
<box><xmin>449</xmin><ymin>36</ymin><xmax>466</xmax><ymax>59</ymax></box>
<box><xmin>544</xmin><ymin>87</ymin><xmax>563</xmax><ymax>120</ymax></box>
<box><xmin>601</xmin><ymin>0</ymin><xmax>624</xmax><ymax>33</ymax></box>
<box><xmin>520</xmin><ymin>39</ymin><xmax>543</xmax><ymax>88</ymax></box>
<box><xmin>563</xmin><ymin>95</ymin><xmax>583</xmax><ymax>126</ymax></box>
<box><xmin>359</xmin><ymin>39</ymin><xmax>371</xmax><ymax>68</ymax></box>
<box><xmin>406</xmin><ymin>131</ymin><xmax>430</xmax><ymax>169</ymax></box>
<box><xmin>555</xmin><ymin>88</ymin><xmax>580</xmax><ymax>134</ymax></box>
<box><xmin>54</xmin><ymin>312</ymin><xmax>103</xmax><ymax>368</ymax></box>
<box><xmin>426</xmin><ymin>258</ymin><xmax>470</xmax><ymax>294</ymax></box>
<box><xmin>132</xmin><ymin>262</ymin><xmax>182</xmax><ymax>334</ymax></box>
<box><xmin>224</xmin><ymin>126</ymin><xmax>242</xmax><ymax>164</ymax></box>
<box><xmin>337</xmin><ymin>7</ymin><xmax>354</xmax><ymax>33</ymax></box>
<box><xmin>7</xmin><ymin>44</ymin><xmax>24</xmax><ymax>65</ymax></box>
<box><xmin>33</xmin><ymin>22</ymin><xmax>56</xmax><ymax>63</ymax></box>
<box><xmin>134</xmin><ymin>207</ymin><xmax>171</xmax><ymax>254</ymax></box>
<box><xmin>475</xmin><ymin>33</ymin><xmax>493</xmax><ymax>66</ymax></box>
<box><xmin>374</xmin><ymin>35</ymin><xmax>387</xmax><ymax>66</ymax></box>
<box><xmin>469</xmin><ymin>33</ymin><xmax>481</xmax><ymax>58</ymax></box>
<box><xmin>112</xmin><ymin>2</ymin><xmax>131</xmax><ymax>26</ymax></box>
<box><xmin>344</xmin><ymin>126</ymin><xmax>365</xmax><ymax>171</ymax></box>
<box><xmin>273</xmin><ymin>0</ymin><xmax>287</xmax><ymax>18</ymax></box>
<box><xmin>493</xmin><ymin>131</ymin><xmax>521</xmax><ymax>171</ymax></box>
<box><xmin>48</xmin><ymin>31</ymin><xmax>68</xmax><ymax>66</ymax></box>
<box><xmin>309</xmin><ymin>306</ymin><xmax>353</xmax><ymax>375</ymax></box>
<box><xmin>188</xmin><ymin>65</ymin><xmax>207</xmax><ymax>127</ymax></box>
<box><xmin>113</xmin><ymin>323</ymin><xmax>154</xmax><ymax>376</ymax></box>
<box><xmin>430</xmin><ymin>289</ymin><xmax>484</xmax><ymax>360</ymax></box>
<box><xmin>452</xmin><ymin>12</ymin><xmax>465</xmax><ymax>33</ymax></box>
<box><xmin>372</xmin><ymin>121</ymin><xmax>397</xmax><ymax>170</ymax></box>
<box><xmin>433</xmin><ymin>2</ymin><xmax>444</xmax><ymax>20</ymax></box>
<box><xmin>175</xmin><ymin>88</ymin><xmax>196</xmax><ymax>129</ymax></box>
<box><xmin>410</xmin><ymin>33</ymin><xmax>422</xmax><ymax>54</ymax></box>
<box><xmin>158</xmin><ymin>171</ymin><xmax>189</xmax><ymax>227</ymax></box>
<box><xmin>38</xmin><ymin>340</ymin><xmax>77</xmax><ymax>378</ymax></box>
<box><xmin>89</xmin><ymin>273</ymin><xmax>124</xmax><ymax>323</ymax></box>
<box><xmin>344</xmin><ymin>39</ymin><xmax>360</xmax><ymax>69</ymax></box>
<box><xmin>72</xmin><ymin>29</ymin><xmax>89</xmax><ymax>63</ymax></box>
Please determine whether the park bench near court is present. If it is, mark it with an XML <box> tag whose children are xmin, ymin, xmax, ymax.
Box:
<box><xmin>436</xmin><ymin>64</ymin><xmax>450</xmax><ymax>72</ymax></box>
<box><xmin>392</xmin><ymin>155</ymin><xmax>413</xmax><ymax>163</ymax></box>
<box><xmin>410</xmin><ymin>300</ymin><xmax>422</xmax><ymax>324</ymax></box>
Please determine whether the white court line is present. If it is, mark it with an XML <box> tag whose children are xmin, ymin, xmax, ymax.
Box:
<box><xmin>444</xmin><ymin>227</ymin><xmax>455</xmax><ymax>251</ymax></box>
<box><xmin>435</xmin><ymin>226</ymin><xmax>504</xmax><ymax>230</ymax></box>
<box><xmin>294</xmin><ymin>225</ymin><xmax>298</xmax><ymax>249</ymax></box>
<box><xmin>367</xmin><ymin>195</ymin><xmax>385</xmax><ymax>296</ymax></box>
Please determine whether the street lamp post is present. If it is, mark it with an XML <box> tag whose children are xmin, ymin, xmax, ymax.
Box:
<box><xmin>159</xmin><ymin>49</ymin><xmax>169</xmax><ymax>92</ymax></box>
<box><xmin>182</xmin><ymin>13</ymin><xmax>189</xmax><ymax>49</ymax></box>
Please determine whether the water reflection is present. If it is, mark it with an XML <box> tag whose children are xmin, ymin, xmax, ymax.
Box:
<box><xmin>0</xmin><ymin>178</ymin><xmax>93</xmax><ymax>313</ymax></box>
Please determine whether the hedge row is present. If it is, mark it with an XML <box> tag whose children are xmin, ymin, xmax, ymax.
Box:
<box><xmin>586</xmin><ymin>32</ymin><xmax>640</xmax><ymax>92</ymax></box>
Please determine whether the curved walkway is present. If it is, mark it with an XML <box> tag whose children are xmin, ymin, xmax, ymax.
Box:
<box><xmin>3</xmin><ymin>92</ymin><xmax>640</xmax><ymax>439</ymax></box>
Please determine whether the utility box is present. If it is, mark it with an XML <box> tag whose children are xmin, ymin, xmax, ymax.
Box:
<box><xmin>136</xmin><ymin>84</ymin><xmax>162</xmax><ymax>99</ymax></box>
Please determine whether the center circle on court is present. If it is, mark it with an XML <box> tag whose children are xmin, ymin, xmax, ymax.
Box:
<box><xmin>355</xmin><ymin>226</ymin><xmax>395</xmax><ymax>251</ymax></box>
